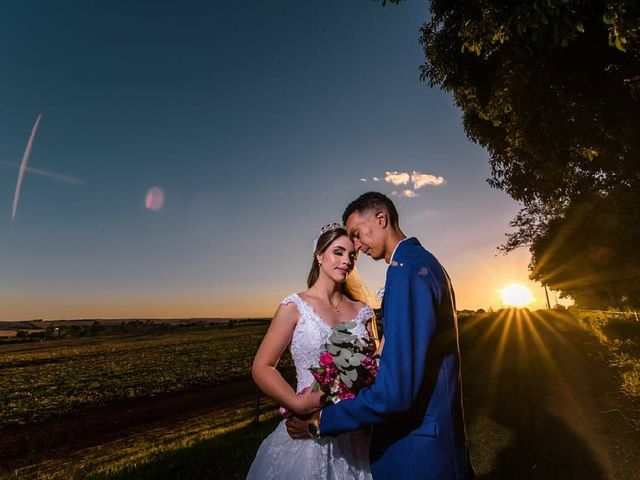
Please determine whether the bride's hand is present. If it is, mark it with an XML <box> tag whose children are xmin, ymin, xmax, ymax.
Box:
<box><xmin>292</xmin><ymin>386</ymin><xmax>325</xmax><ymax>415</ymax></box>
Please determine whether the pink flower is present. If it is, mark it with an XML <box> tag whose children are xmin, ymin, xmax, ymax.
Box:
<box><xmin>337</xmin><ymin>382</ymin><xmax>356</xmax><ymax>400</ymax></box>
<box><xmin>307</xmin><ymin>332</ymin><xmax>380</xmax><ymax>404</ymax></box>
<box><xmin>325</xmin><ymin>363</ymin><xmax>337</xmax><ymax>376</ymax></box>
<box><xmin>279</xmin><ymin>405</ymin><xmax>292</xmax><ymax>418</ymax></box>
<box><xmin>319</xmin><ymin>352</ymin><xmax>334</xmax><ymax>367</ymax></box>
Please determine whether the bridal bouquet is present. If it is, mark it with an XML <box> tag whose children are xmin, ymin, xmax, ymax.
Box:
<box><xmin>309</xmin><ymin>321</ymin><xmax>378</xmax><ymax>404</ymax></box>
<box><xmin>279</xmin><ymin>321</ymin><xmax>378</xmax><ymax>418</ymax></box>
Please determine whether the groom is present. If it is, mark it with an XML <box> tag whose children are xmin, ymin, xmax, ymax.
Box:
<box><xmin>288</xmin><ymin>192</ymin><xmax>474</xmax><ymax>480</ymax></box>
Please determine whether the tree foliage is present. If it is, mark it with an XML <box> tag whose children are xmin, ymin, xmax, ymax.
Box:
<box><xmin>404</xmin><ymin>0</ymin><xmax>640</xmax><ymax>307</ymax></box>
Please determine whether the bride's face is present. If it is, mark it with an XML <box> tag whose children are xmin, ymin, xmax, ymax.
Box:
<box><xmin>317</xmin><ymin>235</ymin><xmax>357</xmax><ymax>284</ymax></box>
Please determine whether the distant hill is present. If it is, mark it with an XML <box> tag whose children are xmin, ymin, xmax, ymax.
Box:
<box><xmin>0</xmin><ymin>321</ymin><xmax>44</xmax><ymax>330</ymax></box>
<box><xmin>0</xmin><ymin>318</ymin><xmax>268</xmax><ymax>327</ymax></box>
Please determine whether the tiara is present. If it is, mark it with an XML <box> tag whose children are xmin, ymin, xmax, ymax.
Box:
<box><xmin>314</xmin><ymin>222</ymin><xmax>346</xmax><ymax>253</ymax></box>
<box><xmin>319</xmin><ymin>222</ymin><xmax>345</xmax><ymax>235</ymax></box>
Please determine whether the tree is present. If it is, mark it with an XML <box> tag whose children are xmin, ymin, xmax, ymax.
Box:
<box><xmin>401</xmin><ymin>0</ymin><xmax>640</xmax><ymax>307</ymax></box>
<box><xmin>527</xmin><ymin>191</ymin><xmax>640</xmax><ymax>308</ymax></box>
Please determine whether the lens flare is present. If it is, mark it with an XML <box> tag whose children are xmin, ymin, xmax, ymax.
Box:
<box><xmin>500</xmin><ymin>284</ymin><xmax>535</xmax><ymax>307</ymax></box>
<box><xmin>145</xmin><ymin>187</ymin><xmax>165</xmax><ymax>211</ymax></box>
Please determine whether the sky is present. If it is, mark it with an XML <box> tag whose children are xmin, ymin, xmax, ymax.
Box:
<box><xmin>0</xmin><ymin>1</ymin><xmax>568</xmax><ymax>320</ymax></box>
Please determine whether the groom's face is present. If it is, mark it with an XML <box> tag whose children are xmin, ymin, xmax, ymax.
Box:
<box><xmin>345</xmin><ymin>210</ymin><xmax>387</xmax><ymax>261</ymax></box>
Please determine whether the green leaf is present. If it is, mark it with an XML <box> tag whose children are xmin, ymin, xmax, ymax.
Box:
<box><xmin>335</xmin><ymin>321</ymin><xmax>357</xmax><ymax>332</ymax></box>
<box><xmin>334</xmin><ymin>354</ymin><xmax>349</xmax><ymax>369</ymax></box>
<box><xmin>351</xmin><ymin>353</ymin><xmax>365</xmax><ymax>366</ymax></box>
<box><xmin>329</xmin><ymin>332</ymin><xmax>353</xmax><ymax>344</ymax></box>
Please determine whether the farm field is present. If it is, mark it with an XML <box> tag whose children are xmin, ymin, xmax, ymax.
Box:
<box><xmin>0</xmin><ymin>322</ymin><xmax>291</xmax><ymax>425</ymax></box>
<box><xmin>5</xmin><ymin>398</ymin><xmax>282</xmax><ymax>480</ymax></box>
<box><xmin>1</xmin><ymin>310</ymin><xmax>639</xmax><ymax>479</ymax></box>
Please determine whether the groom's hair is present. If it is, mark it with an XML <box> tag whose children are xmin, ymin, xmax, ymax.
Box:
<box><xmin>342</xmin><ymin>192</ymin><xmax>399</xmax><ymax>229</ymax></box>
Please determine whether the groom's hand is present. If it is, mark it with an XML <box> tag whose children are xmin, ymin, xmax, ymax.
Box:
<box><xmin>286</xmin><ymin>413</ymin><xmax>312</xmax><ymax>439</ymax></box>
<box><xmin>286</xmin><ymin>411</ymin><xmax>320</xmax><ymax>439</ymax></box>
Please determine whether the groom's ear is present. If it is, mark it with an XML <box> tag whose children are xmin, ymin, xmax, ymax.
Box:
<box><xmin>375</xmin><ymin>211</ymin><xmax>388</xmax><ymax>229</ymax></box>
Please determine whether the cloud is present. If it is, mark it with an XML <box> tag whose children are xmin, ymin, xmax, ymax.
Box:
<box><xmin>384</xmin><ymin>171</ymin><xmax>411</xmax><ymax>186</ymax></box>
<box><xmin>391</xmin><ymin>189</ymin><xmax>417</xmax><ymax>197</ymax></box>
<box><xmin>411</xmin><ymin>171</ymin><xmax>445</xmax><ymax>189</ymax></box>
<box><xmin>359</xmin><ymin>170</ymin><xmax>445</xmax><ymax>199</ymax></box>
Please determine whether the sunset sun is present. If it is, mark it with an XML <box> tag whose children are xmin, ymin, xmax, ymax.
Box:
<box><xmin>500</xmin><ymin>284</ymin><xmax>535</xmax><ymax>308</ymax></box>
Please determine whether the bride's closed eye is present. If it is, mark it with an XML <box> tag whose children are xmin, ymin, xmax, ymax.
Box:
<box><xmin>333</xmin><ymin>249</ymin><xmax>357</xmax><ymax>263</ymax></box>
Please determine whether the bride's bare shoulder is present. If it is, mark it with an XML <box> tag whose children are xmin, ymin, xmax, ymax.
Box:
<box><xmin>347</xmin><ymin>298</ymin><xmax>368</xmax><ymax>309</ymax></box>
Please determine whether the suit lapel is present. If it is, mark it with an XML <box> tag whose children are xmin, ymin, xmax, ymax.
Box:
<box><xmin>381</xmin><ymin>237</ymin><xmax>418</xmax><ymax>329</ymax></box>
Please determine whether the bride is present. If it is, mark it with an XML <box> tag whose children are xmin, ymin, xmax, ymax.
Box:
<box><xmin>246</xmin><ymin>223</ymin><xmax>377</xmax><ymax>480</ymax></box>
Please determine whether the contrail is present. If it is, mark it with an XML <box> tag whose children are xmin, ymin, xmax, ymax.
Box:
<box><xmin>0</xmin><ymin>160</ymin><xmax>86</xmax><ymax>186</ymax></box>
<box><xmin>11</xmin><ymin>114</ymin><xmax>42</xmax><ymax>221</ymax></box>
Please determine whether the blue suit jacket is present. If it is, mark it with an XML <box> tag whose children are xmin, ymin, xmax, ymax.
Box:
<box><xmin>319</xmin><ymin>238</ymin><xmax>473</xmax><ymax>480</ymax></box>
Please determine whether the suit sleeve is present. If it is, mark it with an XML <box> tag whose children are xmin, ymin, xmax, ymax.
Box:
<box><xmin>319</xmin><ymin>261</ymin><xmax>440</xmax><ymax>436</ymax></box>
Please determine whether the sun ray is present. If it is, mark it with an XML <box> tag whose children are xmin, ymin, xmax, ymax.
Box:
<box><xmin>514</xmin><ymin>310</ymin><xmax>531</xmax><ymax>374</ymax></box>
<box><xmin>533</xmin><ymin>310</ymin><xmax>578</xmax><ymax>352</ymax></box>
<box><xmin>464</xmin><ymin>309</ymin><xmax>511</xmax><ymax>367</ymax></box>
<box><xmin>523</xmin><ymin>312</ymin><xmax>568</xmax><ymax>383</ymax></box>
<box><xmin>483</xmin><ymin>309</ymin><xmax>516</xmax><ymax>404</ymax></box>
<box><xmin>458</xmin><ymin>310</ymin><xmax>491</xmax><ymax>335</ymax></box>
<box><xmin>489</xmin><ymin>309</ymin><xmax>515</xmax><ymax>375</ymax></box>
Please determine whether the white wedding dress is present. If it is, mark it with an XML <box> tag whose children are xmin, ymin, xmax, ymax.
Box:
<box><xmin>246</xmin><ymin>293</ymin><xmax>374</xmax><ymax>480</ymax></box>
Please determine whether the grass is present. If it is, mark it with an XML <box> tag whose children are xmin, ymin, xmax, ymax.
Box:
<box><xmin>571</xmin><ymin>309</ymin><xmax>640</xmax><ymax>399</ymax></box>
<box><xmin>97</xmin><ymin>415</ymin><xmax>282</xmax><ymax>480</ymax></box>
<box><xmin>6</xmin><ymin>309</ymin><xmax>640</xmax><ymax>479</ymax></box>
<box><xmin>0</xmin><ymin>323</ymin><xmax>291</xmax><ymax>425</ymax></box>
<box><xmin>4</xmin><ymin>400</ymin><xmax>281</xmax><ymax>480</ymax></box>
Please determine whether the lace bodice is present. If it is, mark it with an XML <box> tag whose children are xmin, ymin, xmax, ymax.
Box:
<box><xmin>282</xmin><ymin>293</ymin><xmax>373</xmax><ymax>393</ymax></box>
<box><xmin>247</xmin><ymin>293</ymin><xmax>375</xmax><ymax>479</ymax></box>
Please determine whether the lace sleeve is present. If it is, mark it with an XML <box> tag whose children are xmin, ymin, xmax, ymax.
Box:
<box><xmin>280</xmin><ymin>293</ymin><xmax>307</xmax><ymax>325</ymax></box>
<box><xmin>355</xmin><ymin>305</ymin><xmax>374</xmax><ymax>325</ymax></box>
<box><xmin>355</xmin><ymin>305</ymin><xmax>379</xmax><ymax>344</ymax></box>
<box><xmin>281</xmin><ymin>294</ymin><xmax>299</xmax><ymax>307</ymax></box>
